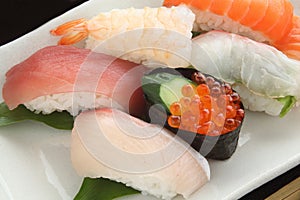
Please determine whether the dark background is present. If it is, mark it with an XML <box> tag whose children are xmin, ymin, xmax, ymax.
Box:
<box><xmin>0</xmin><ymin>0</ymin><xmax>299</xmax><ymax>199</ymax></box>
<box><xmin>0</xmin><ymin>0</ymin><xmax>88</xmax><ymax>45</ymax></box>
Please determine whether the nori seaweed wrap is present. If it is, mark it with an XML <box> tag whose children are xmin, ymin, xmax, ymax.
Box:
<box><xmin>142</xmin><ymin>68</ymin><xmax>245</xmax><ymax>160</ymax></box>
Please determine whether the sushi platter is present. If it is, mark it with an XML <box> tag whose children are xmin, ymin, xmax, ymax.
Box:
<box><xmin>0</xmin><ymin>0</ymin><xmax>300</xmax><ymax>200</ymax></box>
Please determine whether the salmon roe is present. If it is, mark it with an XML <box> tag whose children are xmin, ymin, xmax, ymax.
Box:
<box><xmin>168</xmin><ymin>72</ymin><xmax>244</xmax><ymax>136</ymax></box>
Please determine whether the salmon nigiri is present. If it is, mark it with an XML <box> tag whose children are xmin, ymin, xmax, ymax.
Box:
<box><xmin>2</xmin><ymin>45</ymin><xmax>148</xmax><ymax>116</ymax></box>
<box><xmin>163</xmin><ymin>0</ymin><xmax>300</xmax><ymax>61</ymax></box>
<box><xmin>71</xmin><ymin>108</ymin><xmax>210</xmax><ymax>199</ymax></box>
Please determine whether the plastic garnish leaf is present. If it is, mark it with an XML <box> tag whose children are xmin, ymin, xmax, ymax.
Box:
<box><xmin>192</xmin><ymin>31</ymin><xmax>201</xmax><ymax>38</ymax></box>
<box><xmin>277</xmin><ymin>96</ymin><xmax>297</xmax><ymax>118</ymax></box>
<box><xmin>74</xmin><ymin>177</ymin><xmax>139</xmax><ymax>200</ymax></box>
<box><xmin>0</xmin><ymin>102</ymin><xmax>74</xmax><ymax>130</ymax></box>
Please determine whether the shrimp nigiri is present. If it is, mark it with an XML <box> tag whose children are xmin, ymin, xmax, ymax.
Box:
<box><xmin>2</xmin><ymin>45</ymin><xmax>148</xmax><ymax>116</ymax></box>
<box><xmin>191</xmin><ymin>31</ymin><xmax>300</xmax><ymax>116</ymax></box>
<box><xmin>163</xmin><ymin>0</ymin><xmax>300</xmax><ymax>61</ymax></box>
<box><xmin>50</xmin><ymin>6</ymin><xmax>195</xmax><ymax>68</ymax></box>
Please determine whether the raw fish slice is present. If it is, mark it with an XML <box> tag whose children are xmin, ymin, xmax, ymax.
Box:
<box><xmin>71</xmin><ymin>108</ymin><xmax>210</xmax><ymax>199</ymax></box>
<box><xmin>2</xmin><ymin>45</ymin><xmax>148</xmax><ymax>116</ymax></box>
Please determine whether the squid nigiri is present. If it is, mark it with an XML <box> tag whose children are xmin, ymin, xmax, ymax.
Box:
<box><xmin>163</xmin><ymin>0</ymin><xmax>300</xmax><ymax>60</ymax></box>
<box><xmin>191</xmin><ymin>31</ymin><xmax>300</xmax><ymax>116</ymax></box>
<box><xmin>50</xmin><ymin>6</ymin><xmax>195</xmax><ymax>68</ymax></box>
<box><xmin>71</xmin><ymin>108</ymin><xmax>210</xmax><ymax>199</ymax></box>
<box><xmin>2</xmin><ymin>45</ymin><xmax>148</xmax><ymax>116</ymax></box>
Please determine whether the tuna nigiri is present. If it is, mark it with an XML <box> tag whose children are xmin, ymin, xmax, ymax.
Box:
<box><xmin>71</xmin><ymin>108</ymin><xmax>210</xmax><ymax>199</ymax></box>
<box><xmin>2</xmin><ymin>45</ymin><xmax>148</xmax><ymax>116</ymax></box>
<box><xmin>50</xmin><ymin>6</ymin><xmax>195</xmax><ymax>68</ymax></box>
<box><xmin>163</xmin><ymin>0</ymin><xmax>300</xmax><ymax>60</ymax></box>
<box><xmin>191</xmin><ymin>31</ymin><xmax>300</xmax><ymax>116</ymax></box>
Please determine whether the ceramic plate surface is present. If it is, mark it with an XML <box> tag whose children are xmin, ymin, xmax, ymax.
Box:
<box><xmin>0</xmin><ymin>0</ymin><xmax>300</xmax><ymax>199</ymax></box>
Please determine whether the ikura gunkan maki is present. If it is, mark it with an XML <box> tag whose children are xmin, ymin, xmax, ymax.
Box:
<box><xmin>142</xmin><ymin>68</ymin><xmax>245</xmax><ymax>160</ymax></box>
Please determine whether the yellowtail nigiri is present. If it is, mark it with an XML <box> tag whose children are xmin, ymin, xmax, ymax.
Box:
<box><xmin>2</xmin><ymin>45</ymin><xmax>148</xmax><ymax>116</ymax></box>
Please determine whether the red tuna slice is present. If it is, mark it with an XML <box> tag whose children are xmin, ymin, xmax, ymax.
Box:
<box><xmin>2</xmin><ymin>45</ymin><xmax>148</xmax><ymax>116</ymax></box>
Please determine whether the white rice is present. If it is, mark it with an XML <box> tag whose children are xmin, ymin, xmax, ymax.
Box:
<box><xmin>112</xmin><ymin>176</ymin><xmax>177</xmax><ymax>200</ymax></box>
<box><xmin>190</xmin><ymin>6</ymin><xmax>270</xmax><ymax>43</ymax></box>
<box><xmin>24</xmin><ymin>92</ymin><xmax>123</xmax><ymax>116</ymax></box>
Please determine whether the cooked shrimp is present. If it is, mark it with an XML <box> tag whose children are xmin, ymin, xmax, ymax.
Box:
<box><xmin>191</xmin><ymin>31</ymin><xmax>300</xmax><ymax>116</ymax></box>
<box><xmin>50</xmin><ymin>6</ymin><xmax>195</xmax><ymax>68</ymax></box>
<box><xmin>163</xmin><ymin>0</ymin><xmax>300</xmax><ymax>61</ymax></box>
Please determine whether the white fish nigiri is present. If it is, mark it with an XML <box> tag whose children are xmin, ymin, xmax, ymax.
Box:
<box><xmin>191</xmin><ymin>31</ymin><xmax>300</xmax><ymax>116</ymax></box>
<box><xmin>50</xmin><ymin>6</ymin><xmax>195</xmax><ymax>68</ymax></box>
<box><xmin>71</xmin><ymin>108</ymin><xmax>210</xmax><ymax>199</ymax></box>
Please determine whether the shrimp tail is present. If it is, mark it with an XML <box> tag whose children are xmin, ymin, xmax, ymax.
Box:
<box><xmin>275</xmin><ymin>16</ymin><xmax>300</xmax><ymax>60</ymax></box>
<box><xmin>50</xmin><ymin>18</ymin><xmax>88</xmax><ymax>45</ymax></box>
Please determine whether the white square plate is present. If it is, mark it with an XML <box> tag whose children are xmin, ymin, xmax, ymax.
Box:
<box><xmin>0</xmin><ymin>0</ymin><xmax>299</xmax><ymax>199</ymax></box>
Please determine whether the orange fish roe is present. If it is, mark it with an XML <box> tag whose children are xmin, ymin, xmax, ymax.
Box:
<box><xmin>181</xmin><ymin>84</ymin><xmax>195</xmax><ymax>97</ymax></box>
<box><xmin>168</xmin><ymin>72</ymin><xmax>244</xmax><ymax>136</ymax></box>
<box><xmin>169</xmin><ymin>102</ymin><xmax>181</xmax><ymax>116</ymax></box>
<box><xmin>197</xmin><ymin>84</ymin><xmax>210</xmax><ymax>96</ymax></box>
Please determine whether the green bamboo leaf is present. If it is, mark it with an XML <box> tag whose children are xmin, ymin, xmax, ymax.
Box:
<box><xmin>74</xmin><ymin>178</ymin><xmax>139</xmax><ymax>200</ymax></box>
<box><xmin>0</xmin><ymin>103</ymin><xmax>140</xmax><ymax>199</ymax></box>
<box><xmin>0</xmin><ymin>102</ymin><xmax>74</xmax><ymax>130</ymax></box>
